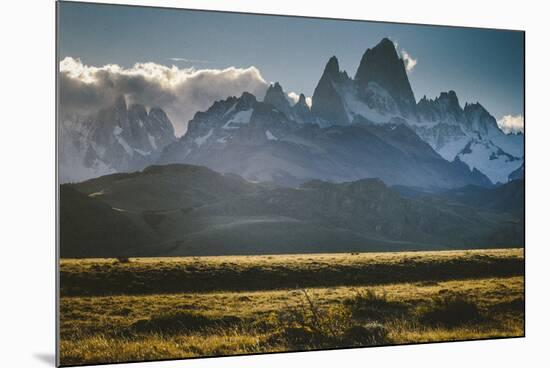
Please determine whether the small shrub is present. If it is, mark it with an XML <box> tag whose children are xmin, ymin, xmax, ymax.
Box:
<box><xmin>271</xmin><ymin>289</ymin><xmax>390</xmax><ymax>349</ymax></box>
<box><xmin>419</xmin><ymin>295</ymin><xmax>483</xmax><ymax>327</ymax></box>
<box><xmin>115</xmin><ymin>257</ymin><xmax>130</xmax><ymax>264</ymax></box>
<box><xmin>344</xmin><ymin>289</ymin><xmax>406</xmax><ymax>320</ymax></box>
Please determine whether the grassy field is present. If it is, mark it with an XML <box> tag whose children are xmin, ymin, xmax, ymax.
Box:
<box><xmin>59</xmin><ymin>249</ymin><xmax>524</xmax><ymax>366</ymax></box>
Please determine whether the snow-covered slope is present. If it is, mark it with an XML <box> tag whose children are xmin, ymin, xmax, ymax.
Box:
<box><xmin>59</xmin><ymin>96</ymin><xmax>176</xmax><ymax>183</ymax></box>
<box><xmin>307</xmin><ymin>39</ymin><xmax>524</xmax><ymax>184</ymax></box>
<box><xmin>413</xmin><ymin>97</ymin><xmax>523</xmax><ymax>183</ymax></box>
<box><xmin>456</xmin><ymin>140</ymin><xmax>523</xmax><ymax>184</ymax></box>
<box><xmin>159</xmin><ymin>81</ymin><xmax>492</xmax><ymax>189</ymax></box>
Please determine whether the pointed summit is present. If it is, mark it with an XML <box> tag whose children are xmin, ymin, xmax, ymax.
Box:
<box><xmin>311</xmin><ymin>56</ymin><xmax>350</xmax><ymax>124</ymax></box>
<box><xmin>463</xmin><ymin>100</ymin><xmax>501</xmax><ymax>136</ymax></box>
<box><xmin>236</xmin><ymin>91</ymin><xmax>257</xmax><ymax>110</ymax></box>
<box><xmin>323</xmin><ymin>56</ymin><xmax>340</xmax><ymax>79</ymax></box>
<box><xmin>355</xmin><ymin>39</ymin><xmax>399</xmax><ymax>84</ymax></box>
<box><xmin>297</xmin><ymin>93</ymin><xmax>307</xmax><ymax>106</ymax></box>
<box><xmin>439</xmin><ymin>90</ymin><xmax>459</xmax><ymax>106</ymax></box>
<box><xmin>264</xmin><ymin>82</ymin><xmax>285</xmax><ymax>102</ymax></box>
<box><xmin>375</xmin><ymin>37</ymin><xmax>398</xmax><ymax>53</ymax></box>
<box><xmin>263</xmin><ymin>82</ymin><xmax>292</xmax><ymax>117</ymax></box>
<box><xmin>292</xmin><ymin>92</ymin><xmax>313</xmax><ymax>124</ymax></box>
<box><xmin>354</xmin><ymin>38</ymin><xmax>417</xmax><ymax>118</ymax></box>
<box><xmin>239</xmin><ymin>91</ymin><xmax>256</xmax><ymax>109</ymax></box>
<box><xmin>416</xmin><ymin>90</ymin><xmax>465</xmax><ymax>126</ymax></box>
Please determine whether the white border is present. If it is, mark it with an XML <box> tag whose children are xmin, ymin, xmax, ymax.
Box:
<box><xmin>1</xmin><ymin>1</ymin><xmax>549</xmax><ymax>367</ymax></box>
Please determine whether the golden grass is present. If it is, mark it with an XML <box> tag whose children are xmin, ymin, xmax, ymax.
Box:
<box><xmin>59</xmin><ymin>249</ymin><xmax>524</xmax><ymax>366</ymax></box>
<box><xmin>59</xmin><ymin>248</ymin><xmax>524</xmax><ymax>296</ymax></box>
<box><xmin>60</xmin><ymin>331</ymin><xmax>273</xmax><ymax>365</ymax></box>
<box><xmin>61</xmin><ymin>248</ymin><xmax>523</xmax><ymax>269</ymax></box>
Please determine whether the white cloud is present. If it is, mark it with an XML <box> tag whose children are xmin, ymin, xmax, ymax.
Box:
<box><xmin>391</xmin><ymin>40</ymin><xmax>399</xmax><ymax>50</ymax></box>
<box><xmin>498</xmin><ymin>114</ymin><xmax>524</xmax><ymax>134</ymax></box>
<box><xmin>390</xmin><ymin>39</ymin><xmax>417</xmax><ymax>73</ymax></box>
<box><xmin>287</xmin><ymin>91</ymin><xmax>312</xmax><ymax>108</ymax></box>
<box><xmin>401</xmin><ymin>50</ymin><xmax>417</xmax><ymax>72</ymax></box>
<box><xmin>59</xmin><ymin>57</ymin><xmax>269</xmax><ymax>136</ymax></box>
<box><xmin>287</xmin><ymin>92</ymin><xmax>300</xmax><ymax>104</ymax></box>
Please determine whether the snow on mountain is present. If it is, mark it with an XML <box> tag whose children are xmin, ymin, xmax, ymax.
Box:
<box><xmin>306</xmin><ymin>39</ymin><xmax>524</xmax><ymax>184</ymax></box>
<box><xmin>310</xmin><ymin>41</ymin><xmax>412</xmax><ymax>126</ymax></box>
<box><xmin>59</xmin><ymin>114</ymin><xmax>116</xmax><ymax>182</ymax></box>
<box><xmin>59</xmin><ymin>96</ymin><xmax>176</xmax><ymax>183</ymax></box>
<box><xmin>265</xmin><ymin>130</ymin><xmax>278</xmax><ymax>141</ymax></box>
<box><xmin>159</xmin><ymin>81</ymin><xmax>492</xmax><ymax>189</ymax></box>
<box><xmin>222</xmin><ymin>109</ymin><xmax>253</xmax><ymax>130</ymax></box>
<box><xmin>413</xmin><ymin>97</ymin><xmax>523</xmax><ymax>183</ymax></box>
<box><xmin>195</xmin><ymin>128</ymin><xmax>214</xmax><ymax>147</ymax></box>
<box><xmin>456</xmin><ymin>140</ymin><xmax>523</xmax><ymax>184</ymax></box>
<box><xmin>60</xmin><ymin>38</ymin><xmax>522</xmax><ymax>187</ymax></box>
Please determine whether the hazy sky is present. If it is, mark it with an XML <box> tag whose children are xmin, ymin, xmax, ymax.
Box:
<box><xmin>58</xmin><ymin>2</ymin><xmax>524</xmax><ymax>134</ymax></box>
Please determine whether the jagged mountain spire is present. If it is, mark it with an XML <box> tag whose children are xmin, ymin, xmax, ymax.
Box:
<box><xmin>236</xmin><ymin>91</ymin><xmax>257</xmax><ymax>110</ymax></box>
<box><xmin>292</xmin><ymin>93</ymin><xmax>313</xmax><ymax>123</ymax></box>
<box><xmin>297</xmin><ymin>93</ymin><xmax>307</xmax><ymax>106</ymax></box>
<box><xmin>463</xmin><ymin>101</ymin><xmax>502</xmax><ymax>137</ymax></box>
<box><xmin>323</xmin><ymin>56</ymin><xmax>340</xmax><ymax>79</ymax></box>
<box><xmin>263</xmin><ymin>82</ymin><xmax>292</xmax><ymax>118</ymax></box>
<box><xmin>311</xmin><ymin>56</ymin><xmax>350</xmax><ymax>124</ymax></box>
<box><xmin>354</xmin><ymin>38</ymin><xmax>417</xmax><ymax>118</ymax></box>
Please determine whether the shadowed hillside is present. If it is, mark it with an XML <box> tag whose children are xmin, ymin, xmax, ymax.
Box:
<box><xmin>60</xmin><ymin>164</ymin><xmax>524</xmax><ymax>258</ymax></box>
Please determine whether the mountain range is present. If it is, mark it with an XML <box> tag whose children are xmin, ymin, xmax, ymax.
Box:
<box><xmin>58</xmin><ymin>37</ymin><xmax>525</xmax><ymax>257</ymax></box>
<box><xmin>59</xmin><ymin>96</ymin><xmax>176</xmax><ymax>183</ymax></box>
<box><xmin>59</xmin><ymin>38</ymin><xmax>523</xmax><ymax>187</ymax></box>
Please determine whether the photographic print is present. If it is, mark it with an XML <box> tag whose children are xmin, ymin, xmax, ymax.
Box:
<box><xmin>57</xmin><ymin>1</ymin><xmax>525</xmax><ymax>366</ymax></box>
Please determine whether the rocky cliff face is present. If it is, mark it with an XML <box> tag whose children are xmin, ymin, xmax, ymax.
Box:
<box><xmin>311</xmin><ymin>38</ymin><xmax>417</xmax><ymax>126</ymax></box>
<box><xmin>354</xmin><ymin>38</ymin><xmax>418</xmax><ymax>119</ymax></box>
<box><xmin>311</xmin><ymin>56</ymin><xmax>352</xmax><ymax>125</ymax></box>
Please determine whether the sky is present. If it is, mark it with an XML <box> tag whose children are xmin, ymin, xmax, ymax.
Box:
<box><xmin>58</xmin><ymin>1</ymin><xmax>524</xmax><ymax>135</ymax></box>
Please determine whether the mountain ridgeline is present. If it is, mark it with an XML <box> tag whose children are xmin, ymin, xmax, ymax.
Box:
<box><xmin>60</xmin><ymin>164</ymin><xmax>524</xmax><ymax>257</ymax></box>
<box><xmin>60</xmin><ymin>38</ymin><xmax>523</xmax><ymax>188</ymax></box>
<box><xmin>59</xmin><ymin>96</ymin><xmax>176</xmax><ymax>183</ymax></box>
<box><xmin>158</xmin><ymin>37</ymin><xmax>522</xmax><ymax>187</ymax></box>
<box><xmin>59</xmin><ymin>37</ymin><xmax>524</xmax><ymax>257</ymax></box>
